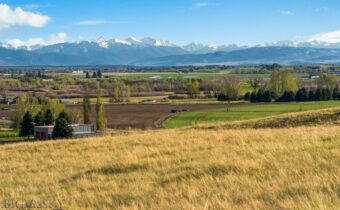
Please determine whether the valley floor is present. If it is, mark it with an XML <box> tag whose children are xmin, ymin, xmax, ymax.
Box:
<box><xmin>0</xmin><ymin>126</ymin><xmax>339</xmax><ymax>209</ymax></box>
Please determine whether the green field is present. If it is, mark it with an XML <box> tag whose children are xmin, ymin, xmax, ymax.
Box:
<box><xmin>163</xmin><ymin>101</ymin><xmax>340</xmax><ymax>128</ymax></box>
<box><xmin>0</xmin><ymin>131</ymin><xmax>26</xmax><ymax>142</ymax></box>
<box><xmin>103</xmin><ymin>71</ymin><xmax>234</xmax><ymax>79</ymax></box>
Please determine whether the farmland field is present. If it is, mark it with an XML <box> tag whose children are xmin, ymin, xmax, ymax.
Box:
<box><xmin>69</xmin><ymin>103</ymin><xmax>228</xmax><ymax>129</ymax></box>
<box><xmin>164</xmin><ymin>101</ymin><xmax>340</xmax><ymax>128</ymax></box>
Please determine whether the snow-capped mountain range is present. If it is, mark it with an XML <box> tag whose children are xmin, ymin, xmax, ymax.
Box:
<box><xmin>0</xmin><ymin>37</ymin><xmax>340</xmax><ymax>66</ymax></box>
<box><xmin>2</xmin><ymin>36</ymin><xmax>340</xmax><ymax>52</ymax></box>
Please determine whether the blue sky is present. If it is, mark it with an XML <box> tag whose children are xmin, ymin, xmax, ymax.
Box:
<box><xmin>1</xmin><ymin>0</ymin><xmax>340</xmax><ymax>46</ymax></box>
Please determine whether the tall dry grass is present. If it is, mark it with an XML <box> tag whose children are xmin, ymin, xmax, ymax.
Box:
<box><xmin>0</xmin><ymin>126</ymin><xmax>339</xmax><ymax>209</ymax></box>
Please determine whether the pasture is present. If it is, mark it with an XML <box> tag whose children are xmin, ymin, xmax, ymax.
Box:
<box><xmin>163</xmin><ymin>101</ymin><xmax>340</xmax><ymax>128</ymax></box>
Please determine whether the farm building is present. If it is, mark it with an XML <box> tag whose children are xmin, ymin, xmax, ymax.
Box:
<box><xmin>34</xmin><ymin>124</ymin><xmax>96</xmax><ymax>140</ymax></box>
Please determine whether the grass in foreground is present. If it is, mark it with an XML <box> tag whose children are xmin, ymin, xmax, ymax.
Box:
<box><xmin>163</xmin><ymin>101</ymin><xmax>340</xmax><ymax>128</ymax></box>
<box><xmin>0</xmin><ymin>126</ymin><xmax>339</xmax><ymax>209</ymax></box>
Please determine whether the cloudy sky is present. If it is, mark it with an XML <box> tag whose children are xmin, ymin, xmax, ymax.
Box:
<box><xmin>0</xmin><ymin>0</ymin><xmax>340</xmax><ymax>47</ymax></box>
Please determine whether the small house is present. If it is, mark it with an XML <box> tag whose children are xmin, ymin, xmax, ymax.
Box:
<box><xmin>34</xmin><ymin>124</ymin><xmax>97</xmax><ymax>140</ymax></box>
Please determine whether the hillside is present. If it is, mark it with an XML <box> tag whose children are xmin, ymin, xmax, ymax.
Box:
<box><xmin>0</xmin><ymin>126</ymin><xmax>339</xmax><ymax>209</ymax></box>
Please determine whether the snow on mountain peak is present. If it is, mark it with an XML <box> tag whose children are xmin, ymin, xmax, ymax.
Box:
<box><xmin>208</xmin><ymin>44</ymin><xmax>218</xmax><ymax>49</ymax></box>
<box><xmin>125</xmin><ymin>37</ymin><xmax>143</xmax><ymax>44</ymax></box>
<box><xmin>141</xmin><ymin>37</ymin><xmax>176</xmax><ymax>47</ymax></box>
<box><xmin>111</xmin><ymin>38</ymin><xmax>131</xmax><ymax>45</ymax></box>
<box><xmin>95</xmin><ymin>37</ymin><xmax>108</xmax><ymax>48</ymax></box>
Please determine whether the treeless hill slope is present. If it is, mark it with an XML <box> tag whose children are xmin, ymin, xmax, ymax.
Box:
<box><xmin>0</xmin><ymin>126</ymin><xmax>339</xmax><ymax>209</ymax></box>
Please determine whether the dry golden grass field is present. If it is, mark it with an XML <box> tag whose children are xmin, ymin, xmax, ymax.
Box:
<box><xmin>0</xmin><ymin>124</ymin><xmax>339</xmax><ymax>209</ymax></box>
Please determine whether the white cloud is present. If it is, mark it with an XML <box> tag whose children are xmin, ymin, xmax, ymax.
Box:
<box><xmin>0</xmin><ymin>3</ymin><xmax>50</xmax><ymax>29</ymax></box>
<box><xmin>4</xmin><ymin>33</ymin><xmax>68</xmax><ymax>50</ymax></box>
<box><xmin>193</xmin><ymin>2</ymin><xmax>209</xmax><ymax>8</ymax></box>
<box><xmin>308</xmin><ymin>30</ymin><xmax>340</xmax><ymax>43</ymax></box>
<box><xmin>74</xmin><ymin>20</ymin><xmax>106</xmax><ymax>25</ymax></box>
<box><xmin>280</xmin><ymin>10</ymin><xmax>293</xmax><ymax>15</ymax></box>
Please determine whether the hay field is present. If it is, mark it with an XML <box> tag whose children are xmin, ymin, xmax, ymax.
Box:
<box><xmin>0</xmin><ymin>126</ymin><xmax>339</xmax><ymax>209</ymax></box>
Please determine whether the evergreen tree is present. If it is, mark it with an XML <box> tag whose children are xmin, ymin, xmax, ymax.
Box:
<box><xmin>256</xmin><ymin>89</ymin><xmax>263</xmax><ymax>102</ymax></box>
<box><xmin>301</xmin><ymin>88</ymin><xmax>308</xmax><ymax>101</ymax></box>
<box><xmin>263</xmin><ymin>91</ymin><xmax>272</xmax><ymax>102</ymax></box>
<box><xmin>96</xmin><ymin>83</ymin><xmax>106</xmax><ymax>132</ymax></box>
<box><xmin>52</xmin><ymin>118</ymin><xmax>73</xmax><ymax>139</ymax></box>
<box><xmin>86</xmin><ymin>71</ymin><xmax>90</xmax><ymax>79</ymax></box>
<box><xmin>285</xmin><ymin>91</ymin><xmax>296</xmax><ymax>102</ymax></box>
<box><xmin>20</xmin><ymin>111</ymin><xmax>34</xmax><ymax>138</ymax></box>
<box><xmin>92</xmin><ymin>72</ymin><xmax>97</xmax><ymax>78</ymax></box>
<box><xmin>83</xmin><ymin>86</ymin><xmax>92</xmax><ymax>124</ymax></box>
<box><xmin>315</xmin><ymin>89</ymin><xmax>322</xmax><ymax>101</ymax></box>
<box><xmin>250</xmin><ymin>92</ymin><xmax>257</xmax><ymax>103</ymax></box>
<box><xmin>44</xmin><ymin>109</ymin><xmax>54</xmax><ymax>125</ymax></box>
<box><xmin>276</xmin><ymin>91</ymin><xmax>295</xmax><ymax>102</ymax></box>
<box><xmin>295</xmin><ymin>88</ymin><xmax>308</xmax><ymax>102</ymax></box>
<box><xmin>97</xmin><ymin>70</ymin><xmax>102</xmax><ymax>78</ymax></box>
<box><xmin>244</xmin><ymin>92</ymin><xmax>251</xmax><ymax>101</ymax></box>
<box><xmin>308</xmin><ymin>90</ymin><xmax>315</xmax><ymax>101</ymax></box>
<box><xmin>217</xmin><ymin>93</ymin><xmax>228</xmax><ymax>101</ymax></box>
<box><xmin>295</xmin><ymin>89</ymin><xmax>303</xmax><ymax>102</ymax></box>
<box><xmin>34</xmin><ymin>112</ymin><xmax>45</xmax><ymax>126</ymax></box>
<box><xmin>325</xmin><ymin>88</ymin><xmax>331</xmax><ymax>101</ymax></box>
<box><xmin>332</xmin><ymin>87</ymin><xmax>340</xmax><ymax>100</ymax></box>
<box><xmin>58</xmin><ymin>110</ymin><xmax>71</xmax><ymax>124</ymax></box>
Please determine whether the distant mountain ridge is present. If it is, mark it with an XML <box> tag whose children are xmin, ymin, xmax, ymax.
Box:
<box><xmin>0</xmin><ymin>37</ymin><xmax>340</xmax><ymax>66</ymax></box>
<box><xmin>133</xmin><ymin>47</ymin><xmax>340</xmax><ymax>66</ymax></box>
